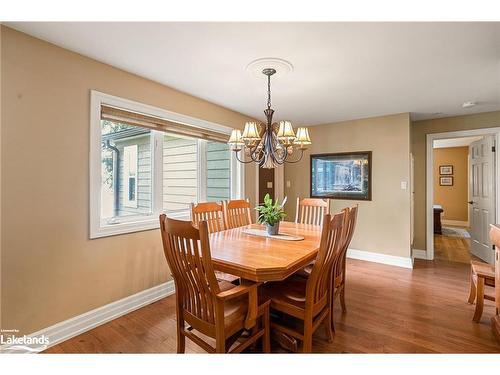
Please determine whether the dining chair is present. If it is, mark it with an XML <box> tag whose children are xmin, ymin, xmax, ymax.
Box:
<box><xmin>224</xmin><ymin>199</ymin><xmax>252</xmax><ymax>229</ymax></box>
<box><xmin>260</xmin><ymin>212</ymin><xmax>345</xmax><ymax>353</ymax></box>
<box><xmin>295</xmin><ymin>197</ymin><xmax>330</xmax><ymax>226</ymax></box>
<box><xmin>159</xmin><ymin>215</ymin><xmax>271</xmax><ymax>353</ymax></box>
<box><xmin>467</xmin><ymin>260</ymin><xmax>496</xmax><ymax>322</ymax></box>
<box><xmin>296</xmin><ymin>205</ymin><xmax>358</xmax><ymax>330</ymax></box>
<box><xmin>191</xmin><ymin>201</ymin><xmax>239</xmax><ymax>284</ymax></box>
<box><xmin>332</xmin><ymin>205</ymin><xmax>358</xmax><ymax>317</ymax></box>
<box><xmin>191</xmin><ymin>201</ymin><xmax>226</xmax><ymax>233</ymax></box>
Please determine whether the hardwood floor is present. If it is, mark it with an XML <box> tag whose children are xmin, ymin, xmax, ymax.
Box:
<box><xmin>44</xmin><ymin>258</ymin><xmax>500</xmax><ymax>354</ymax></box>
<box><xmin>434</xmin><ymin>229</ymin><xmax>477</xmax><ymax>264</ymax></box>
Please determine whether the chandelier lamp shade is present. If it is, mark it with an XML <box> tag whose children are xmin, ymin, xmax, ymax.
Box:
<box><xmin>228</xmin><ymin>68</ymin><xmax>312</xmax><ymax>168</ymax></box>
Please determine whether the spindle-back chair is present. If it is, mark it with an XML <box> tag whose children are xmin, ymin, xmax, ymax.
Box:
<box><xmin>159</xmin><ymin>215</ymin><xmax>270</xmax><ymax>353</ymax></box>
<box><xmin>224</xmin><ymin>199</ymin><xmax>252</xmax><ymax>229</ymax></box>
<box><xmin>261</xmin><ymin>212</ymin><xmax>345</xmax><ymax>352</ymax></box>
<box><xmin>295</xmin><ymin>197</ymin><xmax>330</xmax><ymax>226</ymax></box>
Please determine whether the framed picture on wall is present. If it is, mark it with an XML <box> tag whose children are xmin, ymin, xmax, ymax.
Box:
<box><xmin>439</xmin><ymin>165</ymin><xmax>453</xmax><ymax>175</ymax></box>
<box><xmin>439</xmin><ymin>176</ymin><xmax>453</xmax><ymax>186</ymax></box>
<box><xmin>310</xmin><ymin>151</ymin><xmax>372</xmax><ymax>200</ymax></box>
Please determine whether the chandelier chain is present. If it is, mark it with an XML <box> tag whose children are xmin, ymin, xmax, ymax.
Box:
<box><xmin>267</xmin><ymin>73</ymin><xmax>272</xmax><ymax>109</ymax></box>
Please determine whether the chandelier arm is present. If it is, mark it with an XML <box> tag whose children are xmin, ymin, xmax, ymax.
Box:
<box><xmin>282</xmin><ymin>148</ymin><xmax>306</xmax><ymax>164</ymax></box>
<box><xmin>250</xmin><ymin>150</ymin><xmax>264</xmax><ymax>163</ymax></box>
<box><xmin>234</xmin><ymin>150</ymin><xmax>258</xmax><ymax>164</ymax></box>
<box><xmin>269</xmin><ymin>131</ymin><xmax>287</xmax><ymax>164</ymax></box>
<box><xmin>248</xmin><ymin>142</ymin><xmax>266</xmax><ymax>163</ymax></box>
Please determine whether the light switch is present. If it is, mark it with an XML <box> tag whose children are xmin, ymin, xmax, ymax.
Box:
<box><xmin>401</xmin><ymin>181</ymin><xmax>408</xmax><ymax>190</ymax></box>
<box><xmin>267</xmin><ymin>182</ymin><xmax>273</xmax><ymax>189</ymax></box>
<box><xmin>286</xmin><ymin>180</ymin><xmax>291</xmax><ymax>188</ymax></box>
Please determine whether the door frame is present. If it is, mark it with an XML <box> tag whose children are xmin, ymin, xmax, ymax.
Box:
<box><xmin>426</xmin><ymin>127</ymin><xmax>500</xmax><ymax>260</ymax></box>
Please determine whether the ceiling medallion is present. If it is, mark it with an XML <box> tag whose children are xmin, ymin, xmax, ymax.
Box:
<box><xmin>228</xmin><ymin>65</ymin><xmax>311</xmax><ymax>169</ymax></box>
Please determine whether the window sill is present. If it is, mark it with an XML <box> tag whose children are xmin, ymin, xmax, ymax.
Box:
<box><xmin>90</xmin><ymin>211</ymin><xmax>191</xmax><ymax>239</ymax></box>
<box><xmin>90</xmin><ymin>218</ymin><xmax>160</xmax><ymax>239</ymax></box>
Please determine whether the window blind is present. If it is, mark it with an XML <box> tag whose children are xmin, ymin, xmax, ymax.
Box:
<box><xmin>101</xmin><ymin>105</ymin><xmax>229</xmax><ymax>143</ymax></box>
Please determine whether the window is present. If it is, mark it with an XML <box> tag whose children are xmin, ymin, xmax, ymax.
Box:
<box><xmin>90</xmin><ymin>91</ymin><xmax>243</xmax><ymax>238</ymax></box>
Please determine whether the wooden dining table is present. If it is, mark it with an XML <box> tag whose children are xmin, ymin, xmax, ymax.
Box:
<box><xmin>209</xmin><ymin>221</ymin><xmax>323</xmax><ymax>351</ymax></box>
<box><xmin>210</xmin><ymin>221</ymin><xmax>322</xmax><ymax>282</ymax></box>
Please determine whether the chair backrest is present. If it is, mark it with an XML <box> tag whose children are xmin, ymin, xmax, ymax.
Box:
<box><xmin>341</xmin><ymin>205</ymin><xmax>358</xmax><ymax>252</ymax></box>
<box><xmin>306</xmin><ymin>212</ymin><xmax>345</xmax><ymax>306</ymax></box>
<box><xmin>159</xmin><ymin>215</ymin><xmax>221</xmax><ymax>325</ymax></box>
<box><xmin>224</xmin><ymin>199</ymin><xmax>252</xmax><ymax>229</ymax></box>
<box><xmin>295</xmin><ymin>197</ymin><xmax>330</xmax><ymax>226</ymax></box>
<box><xmin>191</xmin><ymin>202</ymin><xmax>226</xmax><ymax>233</ymax></box>
<box><xmin>335</xmin><ymin>205</ymin><xmax>358</xmax><ymax>278</ymax></box>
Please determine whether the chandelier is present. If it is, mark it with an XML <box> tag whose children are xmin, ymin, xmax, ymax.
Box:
<box><xmin>228</xmin><ymin>68</ymin><xmax>311</xmax><ymax>169</ymax></box>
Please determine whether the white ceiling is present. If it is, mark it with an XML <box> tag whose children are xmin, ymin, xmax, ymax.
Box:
<box><xmin>433</xmin><ymin>136</ymin><xmax>484</xmax><ymax>148</ymax></box>
<box><xmin>6</xmin><ymin>22</ymin><xmax>500</xmax><ymax>125</ymax></box>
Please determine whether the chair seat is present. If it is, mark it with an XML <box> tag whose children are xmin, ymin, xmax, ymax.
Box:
<box><xmin>471</xmin><ymin>261</ymin><xmax>495</xmax><ymax>281</ymax></box>
<box><xmin>294</xmin><ymin>263</ymin><xmax>313</xmax><ymax>279</ymax></box>
<box><xmin>261</xmin><ymin>276</ymin><xmax>308</xmax><ymax>318</ymax></box>
<box><xmin>215</xmin><ymin>271</ymin><xmax>240</xmax><ymax>284</ymax></box>
<box><xmin>218</xmin><ymin>281</ymin><xmax>248</xmax><ymax>332</ymax></box>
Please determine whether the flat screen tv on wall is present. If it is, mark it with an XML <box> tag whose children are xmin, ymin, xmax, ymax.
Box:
<box><xmin>310</xmin><ymin>151</ymin><xmax>372</xmax><ymax>201</ymax></box>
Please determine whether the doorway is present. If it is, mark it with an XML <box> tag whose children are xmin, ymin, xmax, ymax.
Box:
<box><xmin>255</xmin><ymin>164</ymin><xmax>284</xmax><ymax>205</ymax></box>
<box><xmin>258</xmin><ymin>167</ymin><xmax>275</xmax><ymax>204</ymax></box>
<box><xmin>426</xmin><ymin>128</ymin><xmax>500</xmax><ymax>264</ymax></box>
<box><xmin>432</xmin><ymin>136</ymin><xmax>478</xmax><ymax>263</ymax></box>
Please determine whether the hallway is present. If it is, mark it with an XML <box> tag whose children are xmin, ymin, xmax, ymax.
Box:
<box><xmin>434</xmin><ymin>226</ymin><xmax>475</xmax><ymax>264</ymax></box>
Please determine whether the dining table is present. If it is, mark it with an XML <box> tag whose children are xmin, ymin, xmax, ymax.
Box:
<box><xmin>209</xmin><ymin>221</ymin><xmax>323</xmax><ymax>351</ymax></box>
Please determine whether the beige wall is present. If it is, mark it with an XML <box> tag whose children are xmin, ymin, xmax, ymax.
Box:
<box><xmin>411</xmin><ymin>111</ymin><xmax>500</xmax><ymax>250</ymax></box>
<box><xmin>285</xmin><ymin>113</ymin><xmax>412</xmax><ymax>258</ymax></box>
<box><xmin>433</xmin><ymin>147</ymin><xmax>469</xmax><ymax>222</ymax></box>
<box><xmin>0</xmin><ymin>26</ymin><xmax>257</xmax><ymax>335</ymax></box>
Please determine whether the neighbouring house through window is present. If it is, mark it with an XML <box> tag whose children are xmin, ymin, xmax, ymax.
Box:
<box><xmin>91</xmin><ymin>91</ymin><xmax>242</xmax><ymax>238</ymax></box>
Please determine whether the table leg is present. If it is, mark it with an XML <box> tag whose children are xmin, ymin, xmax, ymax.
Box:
<box><xmin>243</xmin><ymin>280</ymin><xmax>258</xmax><ymax>329</ymax></box>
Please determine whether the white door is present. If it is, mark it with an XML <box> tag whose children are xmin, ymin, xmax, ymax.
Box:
<box><xmin>469</xmin><ymin>136</ymin><xmax>496</xmax><ymax>264</ymax></box>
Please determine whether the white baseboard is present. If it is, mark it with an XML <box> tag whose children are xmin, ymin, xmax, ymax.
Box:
<box><xmin>347</xmin><ymin>248</ymin><xmax>413</xmax><ymax>269</ymax></box>
<box><xmin>442</xmin><ymin>219</ymin><xmax>469</xmax><ymax>227</ymax></box>
<box><xmin>1</xmin><ymin>280</ymin><xmax>175</xmax><ymax>354</ymax></box>
<box><xmin>412</xmin><ymin>248</ymin><xmax>430</xmax><ymax>260</ymax></box>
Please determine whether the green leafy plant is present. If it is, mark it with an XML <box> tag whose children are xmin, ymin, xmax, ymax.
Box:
<box><xmin>256</xmin><ymin>194</ymin><xmax>287</xmax><ymax>226</ymax></box>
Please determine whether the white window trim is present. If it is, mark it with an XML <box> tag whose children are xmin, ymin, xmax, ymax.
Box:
<box><xmin>90</xmin><ymin>90</ymin><xmax>243</xmax><ymax>239</ymax></box>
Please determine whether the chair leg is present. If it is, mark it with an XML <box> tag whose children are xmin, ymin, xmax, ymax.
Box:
<box><xmin>215</xmin><ymin>336</ymin><xmax>226</xmax><ymax>353</ymax></box>
<box><xmin>302</xmin><ymin>320</ymin><xmax>313</xmax><ymax>353</ymax></box>
<box><xmin>262</xmin><ymin>305</ymin><xmax>271</xmax><ymax>353</ymax></box>
<box><xmin>324</xmin><ymin>309</ymin><xmax>334</xmax><ymax>343</ymax></box>
<box><xmin>468</xmin><ymin>273</ymin><xmax>477</xmax><ymax>304</ymax></box>
<box><xmin>340</xmin><ymin>285</ymin><xmax>347</xmax><ymax>313</ymax></box>
<box><xmin>175</xmin><ymin>300</ymin><xmax>186</xmax><ymax>354</ymax></box>
<box><xmin>473</xmin><ymin>276</ymin><xmax>485</xmax><ymax>322</ymax></box>
<box><xmin>330</xmin><ymin>296</ymin><xmax>336</xmax><ymax>335</ymax></box>
<box><xmin>176</xmin><ymin>320</ymin><xmax>185</xmax><ymax>354</ymax></box>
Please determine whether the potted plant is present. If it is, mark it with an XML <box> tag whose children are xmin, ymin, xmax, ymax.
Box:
<box><xmin>256</xmin><ymin>194</ymin><xmax>287</xmax><ymax>235</ymax></box>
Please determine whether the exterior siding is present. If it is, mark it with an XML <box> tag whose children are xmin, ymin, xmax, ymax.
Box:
<box><xmin>163</xmin><ymin>135</ymin><xmax>198</xmax><ymax>214</ymax></box>
<box><xmin>115</xmin><ymin>134</ymin><xmax>152</xmax><ymax>216</ymax></box>
<box><xmin>206</xmin><ymin>141</ymin><xmax>231</xmax><ymax>202</ymax></box>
